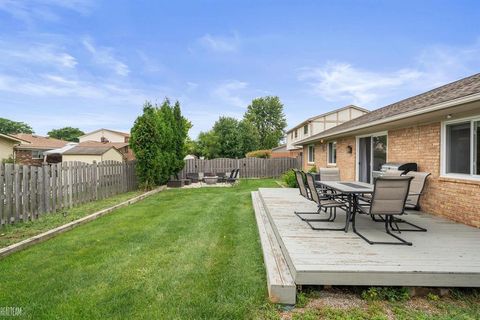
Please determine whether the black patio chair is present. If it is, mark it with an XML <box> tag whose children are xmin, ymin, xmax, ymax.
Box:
<box><xmin>216</xmin><ymin>171</ymin><xmax>227</xmax><ymax>183</ymax></box>
<box><xmin>186</xmin><ymin>172</ymin><xmax>199</xmax><ymax>183</ymax></box>
<box><xmin>298</xmin><ymin>173</ymin><xmax>347</xmax><ymax>227</ymax></box>
<box><xmin>353</xmin><ymin>176</ymin><xmax>415</xmax><ymax>245</ymax></box>
<box><xmin>226</xmin><ymin>169</ymin><xmax>239</xmax><ymax>183</ymax></box>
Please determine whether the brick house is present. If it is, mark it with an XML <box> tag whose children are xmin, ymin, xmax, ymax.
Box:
<box><xmin>13</xmin><ymin>134</ymin><xmax>69</xmax><ymax>166</ymax></box>
<box><xmin>297</xmin><ymin>73</ymin><xmax>480</xmax><ymax>228</ymax></box>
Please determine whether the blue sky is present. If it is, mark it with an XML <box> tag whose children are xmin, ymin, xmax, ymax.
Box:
<box><xmin>0</xmin><ymin>0</ymin><xmax>479</xmax><ymax>138</ymax></box>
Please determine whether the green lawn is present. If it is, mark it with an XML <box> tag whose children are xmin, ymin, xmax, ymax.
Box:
<box><xmin>0</xmin><ymin>190</ymin><xmax>144</xmax><ymax>248</ymax></box>
<box><xmin>0</xmin><ymin>179</ymin><xmax>278</xmax><ymax>319</ymax></box>
<box><xmin>0</xmin><ymin>179</ymin><xmax>478</xmax><ymax>320</ymax></box>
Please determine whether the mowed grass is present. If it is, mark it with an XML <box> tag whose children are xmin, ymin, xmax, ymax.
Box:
<box><xmin>0</xmin><ymin>179</ymin><xmax>278</xmax><ymax>320</ymax></box>
<box><xmin>0</xmin><ymin>190</ymin><xmax>144</xmax><ymax>248</ymax></box>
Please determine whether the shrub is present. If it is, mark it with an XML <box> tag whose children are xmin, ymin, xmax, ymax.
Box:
<box><xmin>308</xmin><ymin>166</ymin><xmax>317</xmax><ymax>173</ymax></box>
<box><xmin>246</xmin><ymin>149</ymin><xmax>271</xmax><ymax>158</ymax></box>
<box><xmin>361</xmin><ymin>287</ymin><xmax>410</xmax><ymax>302</ymax></box>
<box><xmin>282</xmin><ymin>170</ymin><xmax>298</xmax><ymax>188</ymax></box>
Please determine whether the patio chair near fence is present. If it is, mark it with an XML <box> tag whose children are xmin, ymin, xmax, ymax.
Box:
<box><xmin>226</xmin><ymin>169</ymin><xmax>239</xmax><ymax>184</ymax></box>
<box><xmin>297</xmin><ymin>173</ymin><xmax>347</xmax><ymax>227</ymax></box>
<box><xmin>353</xmin><ymin>176</ymin><xmax>415</xmax><ymax>245</ymax></box>
<box><xmin>186</xmin><ymin>172</ymin><xmax>200</xmax><ymax>183</ymax></box>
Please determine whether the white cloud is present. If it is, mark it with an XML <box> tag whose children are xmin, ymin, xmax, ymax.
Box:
<box><xmin>198</xmin><ymin>33</ymin><xmax>240</xmax><ymax>52</ymax></box>
<box><xmin>0</xmin><ymin>0</ymin><xmax>93</xmax><ymax>24</ymax></box>
<box><xmin>83</xmin><ymin>38</ymin><xmax>129</xmax><ymax>76</ymax></box>
<box><xmin>0</xmin><ymin>42</ymin><xmax>77</xmax><ymax>68</ymax></box>
<box><xmin>299</xmin><ymin>62</ymin><xmax>422</xmax><ymax>105</ymax></box>
<box><xmin>211</xmin><ymin>80</ymin><xmax>248</xmax><ymax>108</ymax></box>
<box><xmin>298</xmin><ymin>40</ymin><xmax>480</xmax><ymax>107</ymax></box>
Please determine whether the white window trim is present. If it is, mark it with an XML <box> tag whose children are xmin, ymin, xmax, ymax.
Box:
<box><xmin>307</xmin><ymin>144</ymin><xmax>315</xmax><ymax>164</ymax></box>
<box><xmin>355</xmin><ymin>131</ymin><xmax>388</xmax><ymax>182</ymax></box>
<box><xmin>440</xmin><ymin>115</ymin><xmax>480</xmax><ymax>181</ymax></box>
<box><xmin>31</xmin><ymin>150</ymin><xmax>46</xmax><ymax>159</ymax></box>
<box><xmin>327</xmin><ymin>141</ymin><xmax>337</xmax><ymax>165</ymax></box>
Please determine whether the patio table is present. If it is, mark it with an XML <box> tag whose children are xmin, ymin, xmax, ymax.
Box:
<box><xmin>315</xmin><ymin>181</ymin><xmax>373</xmax><ymax>232</ymax></box>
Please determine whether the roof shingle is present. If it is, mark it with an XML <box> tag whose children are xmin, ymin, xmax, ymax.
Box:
<box><xmin>299</xmin><ymin>72</ymin><xmax>480</xmax><ymax>144</ymax></box>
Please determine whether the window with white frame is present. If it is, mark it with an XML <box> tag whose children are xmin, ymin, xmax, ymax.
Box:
<box><xmin>303</xmin><ymin>124</ymin><xmax>308</xmax><ymax>135</ymax></box>
<box><xmin>327</xmin><ymin>141</ymin><xmax>337</xmax><ymax>164</ymax></box>
<box><xmin>31</xmin><ymin>150</ymin><xmax>46</xmax><ymax>159</ymax></box>
<box><xmin>294</xmin><ymin>129</ymin><xmax>298</xmax><ymax>138</ymax></box>
<box><xmin>308</xmin><ymin>145</ymin><xmax>315</xmax><ymax>163</ymax></box>
<box><xmin>443</xmin><ymin>116</ymin><xmax>480</xmax><ymax>177</ymax></box>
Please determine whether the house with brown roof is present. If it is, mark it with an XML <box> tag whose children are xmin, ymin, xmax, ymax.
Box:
<box><xmin>79</xmin><ymin>128</ymin><xmax>130</xmax><ymax>143</ymax></box>
<box><xmin>0</xmin><ymin>133</ymin><xmax>25</xmax><ymax>162</ymax></box>
<box><xmin>284</xmin><ymin>105</ymin><xmax>369</xmax><ymax>158</ymax></box>
<box><xmin>296</xmin><ymin>72</ymin><xmax>480</xmax><ymax>228</ymax></box>
<box><xmin>78</xmin><ymin>129</ymin><xmax>134</xmax><ymax>161</ymax></box>
<box><xmin>62</xmin><ymin>146</ymin><xmax>124</xmax><ymax>164</ymax></box>
<box><xmin>13</xmin><ymin>134</ymin><xmax>69</xmax><ymax>166</ymax></box>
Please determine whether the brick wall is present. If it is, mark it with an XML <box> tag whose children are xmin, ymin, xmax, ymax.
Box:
<box><xmin>302</xmin><ymin>122</ymin><xmax>480</xmax><ymax>227</ymax></box>
<box><xmin>388</xmin><ymin>123</ymin><xmax>480</xmax><ymax>228</ymax></box>
<box><xmin>15</xmin><ymin>149</ymin><xmax>62</xmax><ymax>166</ymax></box>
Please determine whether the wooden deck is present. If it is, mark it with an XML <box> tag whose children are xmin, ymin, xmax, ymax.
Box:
<box><xmin>254</xmin><ymin>188</ymin><xmax>480</xmax><ymax>297</ymax></box>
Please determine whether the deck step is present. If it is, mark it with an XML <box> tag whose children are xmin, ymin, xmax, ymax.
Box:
<box><xmin>252</xmin><ymin>191</ymin><xmax>296</xmax><ymax>305</ymax></box>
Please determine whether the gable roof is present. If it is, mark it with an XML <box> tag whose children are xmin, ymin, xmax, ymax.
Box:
<box><xmin>79</xmin><ymin>128</ymin><xmax>130</xmax><ymax>138</ymax></box>
<box><xmin>13</xmin><ymin>134</ymin><xmax>69</xmax><ymax>149</ymax></box>
<box><xmin>0</xmin><ymin>133</ymin><xmax>25</xmax><ymax>143</ymax></box>
<box><xmin>63</xmin><ymin>146</ymin><xmax>118</xmax><ymax>155</ymax></box>
<box><xmin>286</xmin><ymin>105</ymin><xmax>369</xmax><ymax>133</ymax></box>
<box><xmin>298</xmin><ymin>72</ymin><xmax>480</xmax><ymax>144</ymax></box>
<box><xmin>78</xmin><ymin>140</ymin><xmax>129</xmax><ymax>149</ymax></box>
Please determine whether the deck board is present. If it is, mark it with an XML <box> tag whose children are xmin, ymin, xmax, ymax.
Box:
<box><xmin>258</xmin><ymin>188</ymin><xmax>480</xmax><ymax>287</ymax></box>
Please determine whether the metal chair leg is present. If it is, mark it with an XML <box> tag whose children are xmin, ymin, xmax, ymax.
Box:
<box><xmin>306</xmin><ymin>207</ymin><xmax>346</xmax><ymax>231</ymax></box>
<box><xmin>294</xmin><ymin>207</ymin><xmax>333</xmax><ymax>222</ymax></box>
<box><xmin>353</xmin><ymin>215</ymin><xmax>412</xmax><ymax>246</ymax></box>
<box><xmin>390</xmin><ymin>217</ymin><xmax>427</xmax><ymax>232</ymax></box>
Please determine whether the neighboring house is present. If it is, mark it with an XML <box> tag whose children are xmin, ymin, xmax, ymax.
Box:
<box><xmin>13</xmin><ymin>134</ymin><xmax>68</xmax><ymax>166</ymax></box>
<box><xmin>0</xmin><ymin>133</ymin><xmax>24</xmax><ymax>162</ymax></box>
<box><xmin>79</xmin><ymin>128</ymin><xmax>130</xmax><ymax>143</ymax></box>
<box><xmin>270</xmin><ymin>144</ymin><xmax>302</xmax><ymax>158</ymax></box>
<box><xmin>62</xmin><ymin>146</ymin><xmax>124</xmax><ymax>164</ymax></box>
<box><xmin>78</xmin><ymin>129</ymin><xmax>135</xmax><ymax>160</ymax></box>
<box><xmin>297</xmin><ymin>72</ymin><xmax>480</xmax><ymax>228</ymax></box>
<box><xmin>77</xmin><ymin>140</ymin><xmax>134</xmax><ymax>161</ymax></box>
<box><xmin>285</xmin><ymin>105</ymin><xmax>369</xmax><ymax>153</ymax></box>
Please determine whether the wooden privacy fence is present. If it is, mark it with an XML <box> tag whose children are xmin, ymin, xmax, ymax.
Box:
<box><xmin>179</xmin><ymin>157</ymin><xmax>301</xmax><ymax>179</ymax></box>
<box><xmin>0</xmin><ymin>161</ymin><xmax>138</xmax><ymax>226</ymax></box>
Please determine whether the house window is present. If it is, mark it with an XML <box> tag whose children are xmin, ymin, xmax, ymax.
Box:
<box><xmin>443</xmin><ymin>117</ymin><xmax>480</xmax><ymax>177</ymax></box>
<box><xmin>327</xmin><ymin>141</ymin><xmax>337</xmax><ymax>164</ymax></box>
<box><xmin>294</xmin><ymin>130</ymin><xmax>298</xmax><ymax>138</ymax></box>
<box><xmin>304</xmin><ymin>124</ymin><xmax>308</xmax><ymax>135</ymax></box>
<box><xmin>308</xmin><ymin>145</ymin><xmax>315</xmax><ymax>163</ymax></box>
<box><xmin>31</xmin><ymin>150</ymin><xmax>45</xmax><ymax>159</ymax></box>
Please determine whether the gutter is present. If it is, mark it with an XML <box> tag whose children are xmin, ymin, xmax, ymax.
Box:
<box><xmin>297</xmin><ymin>92</ymin><xmax>480</xmax><ymax>145</ymax></box>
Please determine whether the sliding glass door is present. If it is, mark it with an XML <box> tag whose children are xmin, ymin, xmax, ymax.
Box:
<box><xmin>357</xmin><ymin>133</ymin><xmax>387</xmax><ymax>183</ymax></box>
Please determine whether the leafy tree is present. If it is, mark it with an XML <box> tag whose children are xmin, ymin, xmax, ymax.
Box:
<box><xmin>237</xmin><ymin>119</ymin><xmax>259</xmax><ymax>156</ymax></box>
<box><xmin>196</xmin><ymin>131</ymin><xmax>220</xmax><ymax>159</ymax></box>
<box><xmin>212</xmin><ymin>117</ymin><xmax>241</xmax><ymax>158</ymax></box>
<box><xmin>48</xmin><ymin>127</ymin><xmax>85</xmax><ymax>142</ymax></box>
<box><xmin>130</xmin><ymin>102</ymin><xmax>162</xmax><ymax>189</ymax></box>
<box><xmin>0</xmin><ymin>118</ymin><xmax>33</xmax><ymax>135</ymax></box>
<box><xmin>243</xmin><ymin>96</ymin><xmax>287</xmax><ymax>149</ymax></box>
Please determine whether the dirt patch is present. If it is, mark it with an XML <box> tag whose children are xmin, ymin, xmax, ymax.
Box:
<box><xmin>305</xmin><ymin>290</ymin><xmax>367</xmax><ymax>310</ymax></box>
